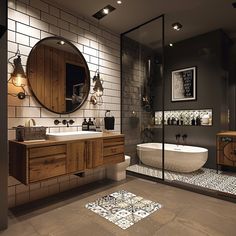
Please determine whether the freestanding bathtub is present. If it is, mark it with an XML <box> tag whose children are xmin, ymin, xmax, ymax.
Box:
<box><xmin>137</xmin><ymin>143</ymin><xmax>208</xmax><ymax>173</ymax></box>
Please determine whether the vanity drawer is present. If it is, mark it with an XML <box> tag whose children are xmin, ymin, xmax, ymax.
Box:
<box><xmin>29</xmin><ymin>154</ymin><xmax>66</xmax><ymax>182</ymax></box>
<box><xmin>29</xmin><ymin>145</ymin><xmax>66</xmax><ymax>158</ymax></box>
<box><xmin>103</xmin><ymin>137</ymin><xmax>124</xmax><ymax>147</ymax></box>
<box><xmin>104</xmin><ymin>145</ymin><xmax>124</xmax><ymax>157</ymax></box>
<box><xmin>103</xmin><ymin>154</ymin><xmax>124</xmax><ymax>165</ymax></box>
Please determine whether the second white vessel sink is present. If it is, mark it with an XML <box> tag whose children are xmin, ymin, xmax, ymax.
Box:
<box><xmin>47</xmin><ymin>131</ymin><xmax>103</xmax><ymax>141</ymax></box>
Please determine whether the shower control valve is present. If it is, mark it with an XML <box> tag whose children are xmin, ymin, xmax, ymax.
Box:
<box><xmin>182</xmin><ymin>134</ymin><xmax>188</xmax><ymax>140</ymax></box>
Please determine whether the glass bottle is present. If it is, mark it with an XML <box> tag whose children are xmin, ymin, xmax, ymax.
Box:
<box><xmin>82</xmin><ymin>118</ymin><xmax>88</xmax><ymax>131</ymax></box>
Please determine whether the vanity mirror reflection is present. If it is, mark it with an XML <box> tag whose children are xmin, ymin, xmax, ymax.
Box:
<box><xmin>27</xmin><ymin>37</ymin><xmax>90</xmax><ymax>114</ymax></box>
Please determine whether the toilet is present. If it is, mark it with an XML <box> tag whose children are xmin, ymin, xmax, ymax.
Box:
<box><xmin>106</xmin><ymin>155</ymin><xmax>131</xmax><ymax>181</ymax></box>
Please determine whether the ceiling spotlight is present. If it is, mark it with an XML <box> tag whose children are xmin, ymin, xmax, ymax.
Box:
<box><xmin>103</xmin><ymin>8</ymin><xmax>109</xmax><ymax>14</ymax></box>
<box><xmin>169</xmin><ymin>43</ymin><xmax>173</xmax><ymax>47</ymax></box>
<box><xmin>93</xmin><ymin>5</ymin><xmax>116</xmax><ymax>20</ymax></box>
<box><xmin>117</xmin><ymin>0</ymin><xmax>122</xmax><ymax>4</ymax></box>
<box><xmin>57</xmin><ymin>40</ymin><xmax>65</xmax><ymax>45</ymax></box>
<box><xmin>172</xmin><ymin>22</ymin><xmax>182</xmax><ymax>31</ymax></box>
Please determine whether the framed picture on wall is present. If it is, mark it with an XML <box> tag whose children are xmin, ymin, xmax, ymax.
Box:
<box><xmin>171</xmin><ymin>67</ymin><xmax>196</xmax><ymax>102</ymax></box>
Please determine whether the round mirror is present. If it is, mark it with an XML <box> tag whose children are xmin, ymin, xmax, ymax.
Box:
<box><xmin>27</xmin><ymin>36</ymin><xmax>90</xmax><ymax>114</ymax></box>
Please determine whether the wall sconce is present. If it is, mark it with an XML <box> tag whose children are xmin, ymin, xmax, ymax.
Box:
<box><xmin>8</xmin><ymin>48</ymin><xmax>27</xmax><ymax>99</ymax></box>
<box><xmin>90</xmin><ymin>69</ymin><xmax>104</xmax><ymax>105</ymax></box>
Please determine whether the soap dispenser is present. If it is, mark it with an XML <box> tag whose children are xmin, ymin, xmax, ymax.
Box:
<box><xmin>82</xmin><ymin>118</ymin><xmax>88</xmax><ymax>131</ymax></box>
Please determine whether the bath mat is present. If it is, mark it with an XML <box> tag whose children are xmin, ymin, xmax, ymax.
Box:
<box><xmin>85</xmin><ymin>190</ymin><xmax>162</xmax><ymax>230</ymax></box>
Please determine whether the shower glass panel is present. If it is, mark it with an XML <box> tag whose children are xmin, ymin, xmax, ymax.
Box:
<box><xmin>121</xmin><ymin>16</ymin><xmax>165</xmax><ymax>180</ymax></box>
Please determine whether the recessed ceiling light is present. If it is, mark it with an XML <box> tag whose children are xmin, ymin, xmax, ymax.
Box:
<box><xmin>93</xmin><ymin>5</ymin><xmax>116</xmax><ymax>20</ymax></box>
<box><xmin>169</xmin><ymin>43</ymin><xmax>173</xmax><ymax>47</ymax></box>
<box><xmin>57</xmin><ymin>40</ymin><xmax>65</xmax><ymax>45</ymax></box>
<box><xmin>172</xmin><ymin>22</ymin><xmax>182</xmax><ymax>31</ymax></box>
<box><xmin>117</xmin><ymin>0</ymin><xmax>122</xmax><ymax>4</ymax></box>
<box><xmin>103</xmin><ymin>8</ymin><xmax>109</xmax><ymax>14</ymax></box>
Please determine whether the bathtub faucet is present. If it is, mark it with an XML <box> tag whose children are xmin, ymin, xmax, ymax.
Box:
<box><xmin>182</xmin><ymin>134</ymin><xmax>188</xmax><ymax>144</ymax></box>
<box><xmin>175</xmin><ymin>133</ymin><xmax>181</xmax><ymax>145</ymax></box>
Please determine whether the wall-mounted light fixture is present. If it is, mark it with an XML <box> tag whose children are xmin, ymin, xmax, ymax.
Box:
<box><xmin>8</xmin><ymin>48</ymin><xmax>27</xmax><ymax>99</ymax></box>
<box><xmin>172</xmin><ymin>22</ymin><xmax>182</xmax><ymax>31</ymax></box>
<box><xmin>90</xmin><ymin>69</ymin><xmax>104</xmax><ymax>105</ymax></box>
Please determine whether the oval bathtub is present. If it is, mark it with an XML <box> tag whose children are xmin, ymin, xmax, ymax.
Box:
<box><xmin>137</xmin><ymin>143</ymin><xmax>208</xmax><ymax>173</ymax></box>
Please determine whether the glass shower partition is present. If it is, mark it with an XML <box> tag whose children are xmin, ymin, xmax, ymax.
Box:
<box><xmin>121</xmin><ymin>15</ymin><xmax>165</xmax><ymax>181</ymax></box>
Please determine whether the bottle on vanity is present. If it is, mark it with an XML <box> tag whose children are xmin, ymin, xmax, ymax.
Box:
<box><xmin>82</xmin><ymin>118</ymin><xmax>88</xmax><ymax>131</ymax></box>
<box><xmin>88</xmin><ymin>118</ymin><xmax>95</xmax><ymax>131</ymax></box>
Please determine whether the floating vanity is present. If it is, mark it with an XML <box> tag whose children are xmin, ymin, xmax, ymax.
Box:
<box><xmin>9</xmin><ymin>132</ymin><xmax>124</xmax><ymax>185</ymax></box>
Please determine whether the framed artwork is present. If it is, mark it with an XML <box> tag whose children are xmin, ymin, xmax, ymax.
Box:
<box><xmin>171</xmin><ymin>67</ymin><xmax>196</xmax><ymax>101</ymax></box>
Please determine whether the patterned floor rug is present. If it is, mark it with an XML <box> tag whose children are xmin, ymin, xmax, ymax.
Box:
<box><xmin>127</xmin><ymin>164</ymin><xmax>236</xmax><ymax>195</ymax></box>
<box><xmin>85</xmin><ymin>190</ymin><xmax>162</xmax><ymax>230</ymax></box>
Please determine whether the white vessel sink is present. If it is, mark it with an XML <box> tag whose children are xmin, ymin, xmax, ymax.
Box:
<box><xmin>47</xmin><ymin>131</ymin><xmax>103</xmax><ymax>141</ymax></box>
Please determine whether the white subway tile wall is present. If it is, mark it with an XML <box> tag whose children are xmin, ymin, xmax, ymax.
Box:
<box><xmin>8</xmin><ymin>0</ymin><xmax>120</xmax><ymax>208</ymax></box>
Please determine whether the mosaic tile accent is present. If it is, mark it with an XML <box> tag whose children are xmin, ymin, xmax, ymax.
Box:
<box><xmin>127</xmin><ymin>165</ymin><xmax>236</xmax><ymax>195</ymax></box>
<box><xmin>155</xmin><ymin>109</ymin><xmax>212</xmax><ymax>126</ymax></box>
<box><xmin>85</xmin><ymin>190</ymin><xmax>162</xmax><ymax>230</ymax></box>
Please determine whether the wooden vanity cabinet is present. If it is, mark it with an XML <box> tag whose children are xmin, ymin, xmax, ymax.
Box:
<box><xmin>9</xmin><ymin>134</ymin><xmax>124</xmax><ymax>185</ymax></box>
<box><xmin>103</xmin><ymin>136</ymin><xmax>124</xmax><ymax>164</ymax></box>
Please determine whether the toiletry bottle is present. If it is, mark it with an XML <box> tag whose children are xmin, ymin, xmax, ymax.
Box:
<box><xmin>176</xmin><ymin>117</ymin><xmax>180</xmax><ymax>125</ymax></box>
<box><xmin>82</xmin><ymin>118</ymin><xmax>88</xmax><ymax>131</ymax></box>
<box><xmin>180</xmin><ymin>115</ymin><xmax>184</xmax><ymax>125</ymax></box>
<box><xmin>196</xmin><ymin>115</ymin><xmax>201</xmax><ymax>126</ymax></box>
<box><xmin>167</xmin><ymin>116</ymin><xmax>171</xmax><ymax>125</ymax></box>
<box><xmin>88</xmin><ymin>118</ymin><xmax>92</xmax><ymax>130</ymax></box>
<box><xmin>191</xmin><ymin>116</ymin><xmax>196</xmax><ymax>126</ymax></box>
<box><xmin>171</xmin><ymin>117</ymin><xmax>176</xmax><ymax>125</ymax></box>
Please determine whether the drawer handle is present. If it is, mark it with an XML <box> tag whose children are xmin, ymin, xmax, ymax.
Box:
<box><xmin>111</xmin><ymin>148</ymin><xmax>117</xmax><ymax>153</ymax></box>
<box><xmin>44</xmin><ymin>159</ymin><xmax>54</xmax><ymax>164</ymax></box>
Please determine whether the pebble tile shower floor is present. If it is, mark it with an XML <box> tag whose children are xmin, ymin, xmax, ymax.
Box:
<box><xmin>127</xmin><ymin>165</ymin><xmax>236</xmax><ymax>195</ymax></box>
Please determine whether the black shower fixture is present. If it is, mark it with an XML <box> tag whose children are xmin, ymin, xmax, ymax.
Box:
<box><xmin>93</xmin><ymin>5</ymin><xmax>116</xmax><ymax>20</ymax></box>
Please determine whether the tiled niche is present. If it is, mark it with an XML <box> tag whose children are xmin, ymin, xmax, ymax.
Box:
<box><xmin>155</xmin><ymin>109</ymin><xmax>213</xmax><ymax>126</ymax></box>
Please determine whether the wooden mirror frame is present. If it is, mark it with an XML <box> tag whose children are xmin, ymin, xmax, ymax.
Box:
<box><xmin>26</xmin><ymin>36</ymin><xmax>90</xmax><ymax>114</ymax></box>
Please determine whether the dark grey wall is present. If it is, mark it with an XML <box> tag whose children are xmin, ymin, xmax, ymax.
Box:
<box><xmin>153</xmin><ymin>30</ymin><xmax>230</xmax><ymax>169</ymax></box>
<box><xmin>0</xmin><ymin>0</ymin><xmax>8</xmax><ymax>230</ymax></box>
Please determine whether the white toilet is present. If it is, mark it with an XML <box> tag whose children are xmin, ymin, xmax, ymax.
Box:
<box><xmin>106</xmin><ymin>155</ymin><xmax>131</xmax><ymax>181</ymax></box>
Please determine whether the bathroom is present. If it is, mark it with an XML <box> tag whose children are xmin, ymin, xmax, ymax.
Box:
<box><xmin>1</xmin><ymin>0</ymin><xmax>236</xmax><ymax>234</ymax></box>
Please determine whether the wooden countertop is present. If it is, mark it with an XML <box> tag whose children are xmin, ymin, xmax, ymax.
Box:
<box><xmin>216</xmin><ymin>131</ymin><xmax>236</xmax><ymax>136</ymax></box>
<box><xmin>9</xmin><ymin>132</ymin><xmax>124</xmax><ymax>148</ymax></box>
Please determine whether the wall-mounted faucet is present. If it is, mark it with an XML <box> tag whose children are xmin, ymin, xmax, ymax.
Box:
<box><xmin>62</xmin><ymin>119</ymin><xmax>75</xmax><ymax>127</ymax></box>
<box><xmin>175</xmin><ymin>133</ymin><xmax>181</xmax><ymax>145</ymax></box>
<box><xmin>182</xmin><ymin>134</ymin><xmax>188</xmax><ymax>144</ymax></box>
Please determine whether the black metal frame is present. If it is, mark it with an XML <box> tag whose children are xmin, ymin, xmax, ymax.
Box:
<box><xmin>120</xmin><ymin>14</ymin><xmax>165</xmax><ymax>181</ymax></box>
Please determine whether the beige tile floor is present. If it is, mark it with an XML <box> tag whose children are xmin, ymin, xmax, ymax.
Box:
<box><xmin>1</xmin><ymin>176</ymin><xmax>236</xmax><ymax>236</ymax></box>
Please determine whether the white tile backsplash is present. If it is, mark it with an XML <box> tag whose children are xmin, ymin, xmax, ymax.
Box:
<box><xmin>8</xmin><ymin>0</ymin><xmax>121</xmax><ymax>208</ymax></box>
